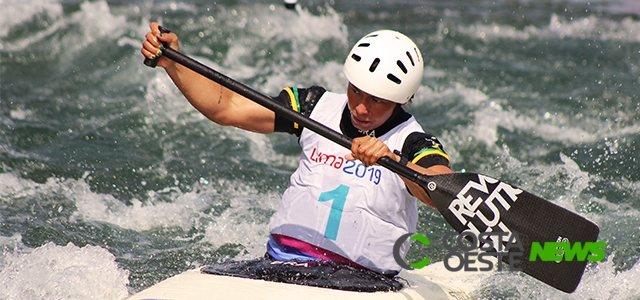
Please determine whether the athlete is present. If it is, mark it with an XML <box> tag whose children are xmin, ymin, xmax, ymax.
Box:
<box><xmin>141</xmin><ymin>22</ymin><xmax>453</xmax><ymax>276</ymax></box>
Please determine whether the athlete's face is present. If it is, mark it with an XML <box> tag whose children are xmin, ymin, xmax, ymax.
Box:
<box><xmin>346</xmin><ymin>82</ymin><xmax>398</xmax><ymax>132</ymax></box>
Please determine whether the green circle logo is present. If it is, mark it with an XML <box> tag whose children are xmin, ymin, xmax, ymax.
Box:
<box><xmin>393</xmin><ymin>233</ymin><xmax>431</xmax><ymax>270</ymax></box>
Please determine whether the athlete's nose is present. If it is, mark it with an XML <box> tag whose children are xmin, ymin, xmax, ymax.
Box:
<box><xmin>354</xmin><ymin>93</ymin><xmax>374</xmax><ymax>116</ymax></box>
<box><xmin>354</xmin><ymin>102</ymin><xmax>369</xmax><ymax>116</ymax></box>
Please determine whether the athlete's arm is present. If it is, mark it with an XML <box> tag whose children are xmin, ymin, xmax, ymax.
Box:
<box><xmin>141</xmin><ymin>22</ymin><xmax>276</xmax><ymax>134</ymax></box>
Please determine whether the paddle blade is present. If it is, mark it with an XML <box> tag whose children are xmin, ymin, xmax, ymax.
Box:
<box><xmin>424</xmin><ymin>172</ymin><xmax>599</xmax><ymax>293</ymax></box>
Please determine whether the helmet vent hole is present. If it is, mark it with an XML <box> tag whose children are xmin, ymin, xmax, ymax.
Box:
<box><xmin>358</xmin><ymin>43</ymin><xmax>371</xmax><ymax>47</ymax></box>
<box><xmin>406</xmin><ymin>51</ymin><xmax>415</xmax><ymax>66</ymax></box>
<box><xmin>397</xmin><ymin>61</ymin><xmax>408</xmax><ymax>74</ymax></box>
<box><xmin>387</xmin><ymin>74</ymin><xmax>402</xmax><ymax>85</ymax></box>
<box><xmin>351</xmin><ymin>54</ymin><xmax>361</xmax><ymax>62</ymax></box>
<box><xmin>369</xmin><ymin>58</ymin><xmax>380</xmax><ymax>72</ymax></box>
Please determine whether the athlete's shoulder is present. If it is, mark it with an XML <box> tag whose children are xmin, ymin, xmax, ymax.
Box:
<box><xmin>401</xmin><ymin>132</ymin><xmax>450</xmax><ymax>168</ymax></box>
<box><xmin>273</xmin><ymin>86</ymin><xmax>327</xmax><ymax>136</ymax></box>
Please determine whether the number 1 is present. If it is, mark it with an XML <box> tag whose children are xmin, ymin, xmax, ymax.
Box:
<box><xmin>318</xmin><ymin>184</ymin><xmax>350</xmax><ymax>240</ymax></box>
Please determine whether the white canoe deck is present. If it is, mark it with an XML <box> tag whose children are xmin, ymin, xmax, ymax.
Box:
<box><xmin>127</xmin><ymin>261</ymin><xmax>489</xmax><ymax>300</ymax></box>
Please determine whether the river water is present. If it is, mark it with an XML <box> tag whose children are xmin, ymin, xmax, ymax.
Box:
<box><xmin>1</xmin><ymin>0</ymin><xmax>639</xmax><ymax>299</ymax></box>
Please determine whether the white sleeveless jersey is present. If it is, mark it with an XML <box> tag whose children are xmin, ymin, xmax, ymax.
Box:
<box><xmin>269</xmin><ymin>92</ymin><xmax>426</xmax><ymax>273</ymax></box>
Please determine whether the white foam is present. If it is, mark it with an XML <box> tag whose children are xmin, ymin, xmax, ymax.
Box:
<box><xmin>416</xmin><ymin>82</ymin><xmax>640</xmax><ymax>159</ymax></box>
<box><xmin>35</xmin><ymin>173</ymin><xmax>278</xmax><ymax>269</ymax></box>
<box><xmin>70</xmin><ymin>178</ymin><xmax>213</xmax><ymax>231</ymax></box>
<box><xmin>71</xmin><ymin>1</ymin><xmax>127</xmax><ymax>42</ymax></box>
<box><xmin>8</xmin><ymin>108</ymin><xmax>34</xmax><ymax>121</ymax></box>
<box><xmin>0</xmin><ymin>0</ymin><xmax>63</xmax><ymax>39</ymax></box>
<box><xmin>142</xmin><ymin>72</ymin><xmax>205</xmax><ymax>125</ymax></box>
<box><xmin>547</xmin><ymin>14</ymin><xmax>640</xmax><ymax>42</ymax></box>
<box><xmin>295</xmin><ymin>61</ymin><xmax>349</xmax><ymax>93</ymax></box>
<box><xmin>453</xmin><ymin>12</ymin><xmax>640</xmax><ymax>43</ymax></box>
<box><xmin>237</xmin><ymin>129</ymin><xmax>300</xmax><ymax>167</ymax></box>
<box><xmin>0</xmin><ymin>242</ymin><xmax>129</xmax><ymax>300</ymax></box>
<box><xmin>68</xmin><ymin>173</ymin><xmax>280</xmax><ymax>238</ymax></box>
<box><xmin>0</xmin><ymin>170</ymin><xmax>281</xmax><ymax>265</ymax></box>
<box><xmin>153</xmin><ymin>1</ymin><xmax>199</xmax><ymax>15</ymax></box>
<box><xmin>473</xmin><ymin>257</ymin><xmax>640</xmax><ymax>299</ymax></box>
<box><xmin>413</xmin><ymin>83</ymin><xmax>506</xmax><ymax>153</ymax></box>
<box><xmin>180</xmin><ymin>4</ymin><xmax>348</xmax><ymax>95</ymax></box>
<box><xmin>0</xmin><ymin>172</ymin><xmax>262</xmax><ymax>237</ymax></box>
<box><xmin>201</xmin><ymin>180</ymin><xmax>282</xmax><ymax>259</ymax></box>
<box><xmin>0</xmin><ymin>172</ymin><xmax>182</xmax><ymax>231</ymax></box>
<box><xmin>1</xmin><ymin>0</ymin><xmax>126</xmax><ymax>53</ymax></box>
<box><xmin>0</xmin><ymin>235</ymin><xmax>23</xmax><ymax>268</ymax></box>
<box><xmin>0</xmin><ymin>173</ymin><xmax>40</xmax><ymax>200</ymax></box>
<box><xmin>574</xmin><ymin>257</ymin><xmax>640</xmax><ymax>299</ymax></box>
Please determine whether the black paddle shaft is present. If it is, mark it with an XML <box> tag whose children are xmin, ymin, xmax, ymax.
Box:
<box><xmin>148</xmin><ymin>44</ymin><xmax>600</xmax><ymax>293</ymax></box>
<box><xmin>160</xmin><ymin>47</ymin><xmax>430</xmax><ymax>187</ymax></box>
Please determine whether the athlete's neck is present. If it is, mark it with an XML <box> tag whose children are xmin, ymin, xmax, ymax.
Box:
<box><xmin>340</xmin><ymin>104</ymin><xmax>411</xmax><ymax>138</ymax></box>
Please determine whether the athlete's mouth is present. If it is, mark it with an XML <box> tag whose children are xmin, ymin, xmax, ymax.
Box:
<box><xmin>351</xmin><ymin>114</ymin><xmax>370</xmax><ymax>126</ymax></box>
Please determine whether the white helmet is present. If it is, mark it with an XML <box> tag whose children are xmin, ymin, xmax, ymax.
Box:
<box><xmin>343</xmin><ymin>30</ymin><xmax>424</xmax><ymax>104</ymax></box>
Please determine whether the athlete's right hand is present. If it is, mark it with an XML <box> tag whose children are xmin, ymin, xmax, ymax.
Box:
<box><xmin>346</xmin><ymin>136</ymin><xmax>396</xmax><ymax>168</ymax></box>
<box><xmin>141</xmin><ymin>22</ymin><xmax>180</xmax><ymax>69</ymax></box>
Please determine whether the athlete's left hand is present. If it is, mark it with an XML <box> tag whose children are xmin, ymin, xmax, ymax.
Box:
<box><xmin>346</xmin><ymin>136</ymin><xmax>396</xmax><ymax>167</ymax></box>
